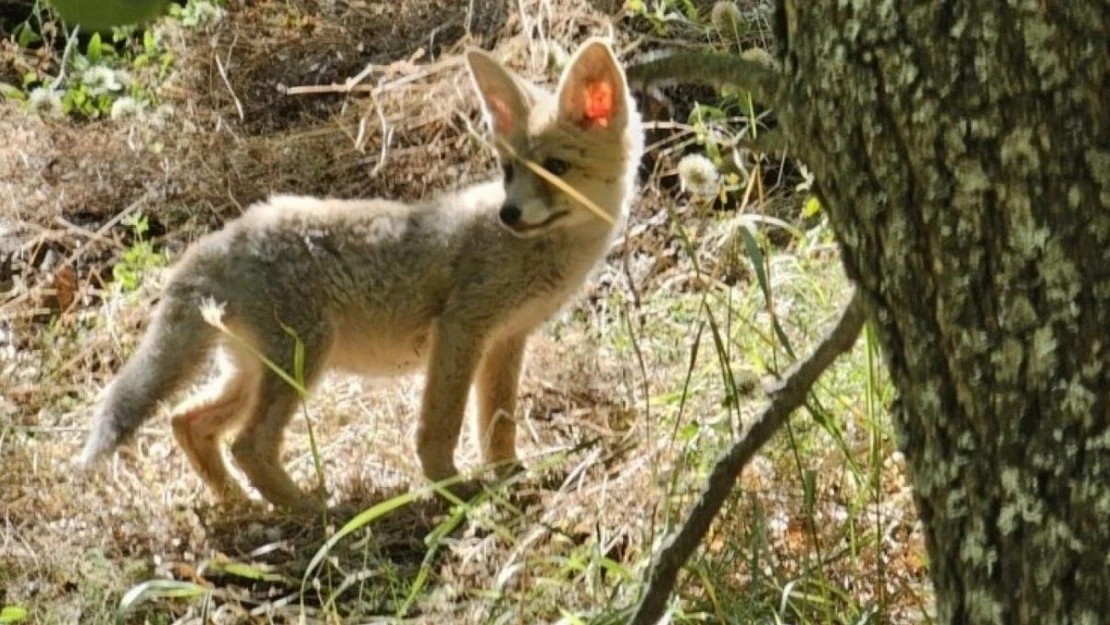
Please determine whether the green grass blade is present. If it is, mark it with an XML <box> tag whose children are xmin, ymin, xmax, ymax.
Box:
<box><xmin>117</xmin><ymin>580</ymin><xmax>210</xmax><ymax>620</ymax></box>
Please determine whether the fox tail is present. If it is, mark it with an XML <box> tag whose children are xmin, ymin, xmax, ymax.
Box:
<box><xmin>76</xmin><ymin>288</ymin><xmax>217</xmax><ymax>466</ymax></box>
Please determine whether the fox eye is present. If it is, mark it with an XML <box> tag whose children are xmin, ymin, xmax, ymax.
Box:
<box><xmin>542</xmin><ymin>157</ymin><xmax>569</xmax><ymax>176</ymax></box>
<box><xmin>502</xmin><ymin>162</ymin><xmax>514</xmax><ymax>183</ymax></box>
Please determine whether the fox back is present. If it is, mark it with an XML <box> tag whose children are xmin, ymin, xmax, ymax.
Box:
<box><xmin>77</xmin><ymin>38</ymin><xmax>643</xmax><ymax>511</ymax></box>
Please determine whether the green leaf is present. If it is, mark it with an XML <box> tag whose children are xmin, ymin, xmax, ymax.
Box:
<box><xmin>159</xmin><ymin>52</ymin><xmax>174</xmax><ymax>77</ymax></box>
<box><xmin>0</xmin><ymin>83</ymin><xmax>26</xmax><ymax>101</ymax></box>
<box><xmin>735</xmin><ymin>223</ymin><xmax>797</xmax><ymax>360</ymax></box>
<box><xmin>14</xmin><ymin>22</ymin><xmax>42</xmax><ymax>48</ymax></box>
<box><xmin>118</xmin><ymin>580</ymin><xmax>209</xmax><ymax>616</ymax></box>
<box><xmin>87</xmin><ymin>32</ymin><xmax>103</xmax><ymax>62</ymax></box>
<box><xmin>802</xmin><ymin>195</ymin><xmax>822</xmax><ymax>218</ymax></box>
<box><xmin>1</xmin><ymin>606</ymin><xmax>28</xmax><ymax>624</ymax></box>
<box><xmin>803</xmin><ymin>469</ymin><xmax>817</xmax><ymax>510</ymax></box>
<box><xmin>122</xmin><ymin>212</ymin><xmax>149</xmax><ymax>237</ymax></box>
<box><xmin>112</xmin><ymin>24</ymin><xmax>136</xmax><ymax>43</ymax></box>
<box><xmin>21</xmin><ymin>71</ymin><xmax>38</xmax><ymax>87</ymax></box>
<box><xmin>208</xmin><ymin>559</ymin><xmax>292</xmax><ymax>584</ymax></box>
<box><xmin>49</xmin><ymin>0</ymin><xmax>171</xmax><ymax>31</ymax></box>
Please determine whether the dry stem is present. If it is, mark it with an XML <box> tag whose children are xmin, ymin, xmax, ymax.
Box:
<box><xmin>631</xmin><ymin>289</ymin><xmax>867</xmax><ymax>625</ymax></box>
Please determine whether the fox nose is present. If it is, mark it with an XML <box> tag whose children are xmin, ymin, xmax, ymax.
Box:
<box><xmin>499</xmin><ymin>204</ymin><xmax>521</xmax><ymax>226</ymax></box>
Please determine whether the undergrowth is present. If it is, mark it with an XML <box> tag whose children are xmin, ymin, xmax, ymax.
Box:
<box><xmin>1</xmin><ymin>0</ymin><xmax>221</xmax><ymax>119</ymax></box>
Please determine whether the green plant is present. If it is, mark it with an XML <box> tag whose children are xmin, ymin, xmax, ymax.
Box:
<box><xmin>0</xmin><ymin>606</ymin><xmax>28</xmax><ymax>624</ymax></box>
<box><xmin>111</xmin><ymin>212</ymin><xmax>167</xmax><ymax>293</ymax></box>
<box><xmin>625</xmin><ymin>0</ymin><xmax>700</xmax><ymax>36</ymax></box>
<box><xmin>5</xmin><ymin>1</ymin><xmax>215</xmax><ymax>119</ymax></box>
<box><xmin>167</xmin><ymin>0</ymin><xmax>224</xmax><ymax>28</ymax></box>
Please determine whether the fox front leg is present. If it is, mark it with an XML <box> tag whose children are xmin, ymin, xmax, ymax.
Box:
<box><xmin>415</xmin><ymin>318</ymin><xmax>485</xmax><ymax>494</ymax></box>
<box><xmin>476</xmin><ymin>333</ymin><xmax>526</xmax><ymax>476</ymax></box>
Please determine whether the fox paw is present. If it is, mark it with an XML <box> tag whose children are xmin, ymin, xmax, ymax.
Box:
<box><xmin>429</xmin><ymin>476</ymin><xmax>485</xmax><ymax>503</ymax></box>
<box><xmin>489</xmin><ymin>458</ymin><xmax>524</xmax><ymax>481</ymax></box>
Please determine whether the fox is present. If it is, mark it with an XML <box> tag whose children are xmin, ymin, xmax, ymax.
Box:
<box><xmin>76</xmin><ymin>38</ymin><xmax>644</xmax><ymax>512</ymax></box>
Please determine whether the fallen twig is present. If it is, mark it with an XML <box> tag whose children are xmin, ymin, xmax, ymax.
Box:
<box><xmin>630</xmin><ymin>289</ymin><xmax>867</xmax><ymax>625</ymax></box>
<box><xmin>214</xmin><ymin>34</ymin><xmax>244</xmax><ymax>122</ymax></box>
<box><xmin>49</xmin><ymin>25</ymin><xmax>80</xmax><ymax>91</ymax></box>
<box><xmin>284</xmin><ymin>55</ymin><xmax>460</xmax><ymax>97</ymax></box>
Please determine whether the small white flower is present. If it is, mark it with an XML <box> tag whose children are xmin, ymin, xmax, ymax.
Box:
<box><xmin>146</xmin><ymin>103</ymin><xmax>176</xmax><ymax>128</ymax></box>
<box><xmin>767</xmin><ymin>509</ymin><xmax>789</xmax><ymax>535</ymax></box>
<box><xmin>180</xmin><ymin>1</ymin><xmax>225</xmax><ymax>27</ymax></box>
<box><xmin>27</xmin><ymin>87</ymin><xmax>63</xmax><ymax>116</ymax></box>
<box><xmin>82</xmin><ymin>65</ymin><xmax>127</xmax><ymax>95</ymax></box>
<box><xmin>677</xmin><ymin>153</ymin><xmax>720</xmax><ymax>196</ymax></box>
<box><xmin>199</xmin><ymin>297</ymin><xmax>228</xmax><ymax>329</ymax></box>
<box><xmin>110</xmin><ymin>96</ymin><xmax>146</xmax><ymax>120</ymax></box>
<box><xmin>795</xmin><ymin>163</ymin><xmax>815</xmax><ymax>193</ymax></box>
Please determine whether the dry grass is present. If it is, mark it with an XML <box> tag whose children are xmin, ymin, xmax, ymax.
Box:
<box><xmin>1</xmin><ymin>1</ymin><xmax>931</xmax><ymax>623</ymax></box>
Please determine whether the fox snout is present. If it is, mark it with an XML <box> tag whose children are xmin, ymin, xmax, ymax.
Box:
<box><xmin>499</xmin><ymin>203</ymin><xmax>522</xmax><ymax>226</ymax></box>
<box><xmin>496</xmin><ymin>199</ymin><xmax>571</xmax><ymax>238</ymax></box>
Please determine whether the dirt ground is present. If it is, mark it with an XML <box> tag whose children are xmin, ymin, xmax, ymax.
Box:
<box><xmin>0</xmin><ymin>1</ymin><xmax>930</xmax><ymax>623</ymax></box>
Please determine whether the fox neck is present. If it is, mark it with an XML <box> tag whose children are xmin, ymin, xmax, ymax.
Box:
<box><xmin>568</xmin><ymin>211</ymin><xmax>623</xmax><ymax>245</ymax></box>
<box><xmin>541</xmin><ymin>206</ymin><xmax>626</xmax><ymax>280</ymax></box>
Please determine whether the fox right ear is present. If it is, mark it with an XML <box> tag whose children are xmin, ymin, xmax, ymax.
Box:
<box><xmin>466</xmin><ymin>49</ymin><xmax>531</xmax><ymax>136</ymax></box>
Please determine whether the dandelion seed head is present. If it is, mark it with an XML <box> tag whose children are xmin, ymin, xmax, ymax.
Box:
<box><xmin>27</xmin><ymin>87</ymin><xmax>63</xmax><ymax>116</ymax></box>
<box><xmin>82</xmin><ymin>65</ymin><xmax>126</xmax><ymax>95</ymax></box>
<box><xmin>711</xmin><ymin>2</ymin><xmax>743</xmax><ymax>37</ymax></box>
<box><xmin>199</xmin><ymin>297</ymin><xmax>227</xmax><ymax>329</ymax></box>
<box><xmin>677</xmin><ymin>154</ymin><xmax>719</xmax><ymax>196</ymax></box>
<box><xmin>110</xmin><ymin>96</ymin><xmax>146</xmax><ymax>121</ymax></box>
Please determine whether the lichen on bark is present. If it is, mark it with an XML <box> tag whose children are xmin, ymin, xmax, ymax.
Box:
<box><xmin>776</xmin><ymin>0</ymin><xmax>1110</xmax><ymax>622</ymax></box>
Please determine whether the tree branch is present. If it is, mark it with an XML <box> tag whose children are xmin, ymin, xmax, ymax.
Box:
<box><xmin>625</xmin><ymin>50</ymin><xmax>782</xmax><ymax>110</ymax></box>
<box><xmin>630</xmin><ymin>289</ymin><xmax>867</xmax><ymax>625</ymax></box>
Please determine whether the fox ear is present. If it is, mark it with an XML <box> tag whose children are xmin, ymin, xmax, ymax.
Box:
<box><xmin>556</xmin><ymin>39</ymin><xmax>628</xmax><ymax>131</ymax></box>
<box><xmin>467</xmin><ymin>49</ymin><xmax>531</xmax><ymax>136</ymax></box>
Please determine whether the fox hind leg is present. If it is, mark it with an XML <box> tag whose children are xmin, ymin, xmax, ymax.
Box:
<box><xmin>170</xmin><ymin>353</ymin><xmax>260</xmax><ymax>502</ymax></box>
<box><xmin>229</xmin><ymin>327</ymin><xmax>330</xmax><ymax>512</ymax></box>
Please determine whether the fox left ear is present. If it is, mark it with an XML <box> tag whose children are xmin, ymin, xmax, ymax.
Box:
<box><xmin>556</xmin><ymin>39</ymin><xmax>629</xmax><ymax>131</ymax></box>
<box><xmin>467</xmin><ymin>48</ymin><xmax>532</xmax><ymax>136</ymax></box>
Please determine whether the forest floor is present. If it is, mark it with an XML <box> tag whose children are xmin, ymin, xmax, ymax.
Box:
<box><xmin>1</xmin><ymin>0</ymin><xmax>931</xmax><ymax>623</ymax></box>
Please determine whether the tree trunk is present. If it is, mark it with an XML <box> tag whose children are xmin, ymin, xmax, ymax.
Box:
<box><xmin>773</xmin><ymin>1</ymin><xmax>1110</xmax><ymax>622</ymax></box>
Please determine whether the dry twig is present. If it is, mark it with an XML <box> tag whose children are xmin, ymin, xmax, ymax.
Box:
<box><xmin>630</xmin><ymin>289</ymin><xmax>867</xmax><ymax>625</ymax></box>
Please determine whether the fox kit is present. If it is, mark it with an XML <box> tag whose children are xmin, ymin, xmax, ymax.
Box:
<box><xmin>77</xmin><ymin>39</ymin><xmax>643</xmax><ymax>511</ymax></box>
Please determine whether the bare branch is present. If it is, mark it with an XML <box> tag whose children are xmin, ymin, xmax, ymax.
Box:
<box><xmin>625</xmin><ymin>50</ymin><xmax>781</xmax><ymax>109</ymax></box>
<box><xmin>630</xmin><ymin>289</ymin><xmax>867</xmax><ymax>625</ymax></box>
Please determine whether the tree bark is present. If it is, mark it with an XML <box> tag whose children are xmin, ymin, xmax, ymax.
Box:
<box><xmin>774</xmin><ymin>1</ymin><xmax>1110</xmax><ymax>623</ymax></box>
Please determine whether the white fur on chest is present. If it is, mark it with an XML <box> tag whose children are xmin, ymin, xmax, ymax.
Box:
<box><xmin>326</xmin><ymin>323</ymin><xmax>432</xmax><ymax>376</ymax></box>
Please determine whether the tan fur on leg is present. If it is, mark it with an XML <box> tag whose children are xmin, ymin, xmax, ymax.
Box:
<box><xmin>476</xmin><ymin>334</ymin><xmax>526</xmax><ymax>474</ymax></box>
<box><xmin>230</xmin><ymin>375</ymin><xmax>322</xmax><ymax>512</ymax></box>
<box><xmin>170</xmin><ymin>371</ymin><xmax>256</xmax><ymax>501</ymax></box>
